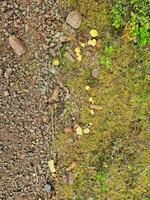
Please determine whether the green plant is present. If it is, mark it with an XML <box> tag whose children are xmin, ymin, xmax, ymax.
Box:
<box><xmin>100</xmin><ymin>45</ymin><xmax>115</xmax><ymax>68</ymax></box>
<box><xmin>111</xmin><ymin>1</ymin><xmax>125</xmax><ymax>28</ymax></box>
<box><xmin>96</xmin><ymin>171</ymin><xmax>109</xmax><ymax>193</ymax></box>
<box><xmin>111</xmin><ymin>0</ymin><xmax>150</xmax><ymax>45</ymax></box>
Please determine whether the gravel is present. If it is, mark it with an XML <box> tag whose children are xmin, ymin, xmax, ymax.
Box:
<box><xmin>0</xmin><ymin>0</ymin><xmax>69</xmax><ymax>199</ymax></box>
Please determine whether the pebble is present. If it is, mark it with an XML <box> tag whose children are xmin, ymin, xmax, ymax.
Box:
<box><xmin>67</xmin><ymin>172</ymin><xmax>75</xmax><ymax>185</ymax></box>
<box><xmin>44</xmin><ymin>183</ymin><xmax>52</xmax><ymax>193</ymax></box>
<box><xmin>66</xmin><ymin>11</ymin><xmax>82</xmax><ymax>29</ymax></box>
<box><xmin>0</xmin><ymin>69</ymin><xmax>3</xmax><ymax>77</ymax></box>
<box><xmin>4</xmin><ymin>90</ymin><xmax>9</xmax><ymax>96</ymax></box>
<box><xmin>64</xmin><ymin>52</ymin><xmax>75</xmax><ymax>62</ymax></box>
<box><xmin>9</xmin><ymin>35</ymin><xmax>26</xmax><ymax>56</ymax></box>
<box><xmin>92</xmin><ymin>68</ymin><xmax>99</xmax><ymax>79</ymax></box>
<box><xmin>43</xmin><ymin>115</ymin><xmax>49</xmax><ymax>123</ymax></box>
<box><xmin>4</xmin><ymin>68</ymin><xmax>13</xmax><ymax>79</ymax></box>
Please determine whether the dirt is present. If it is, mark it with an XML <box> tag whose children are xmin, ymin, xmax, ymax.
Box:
<box><xmin>0</xmin><ymin>0</ymin><xmax>67</xmax><ymax>199</ymax></box>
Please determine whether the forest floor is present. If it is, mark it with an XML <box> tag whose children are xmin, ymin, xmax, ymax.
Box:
<box><xmin>0</xmin><ymin>0</ymin><xmax>149</xmax><ymax>200</ymax></box>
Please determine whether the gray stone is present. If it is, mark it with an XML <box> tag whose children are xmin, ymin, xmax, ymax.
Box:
<box><xmin>92</xmin><ymin>68</ymin><xmax>99</xmax><ymax>79</ymax></box>
<box><xmin>66</xmin><ymin>11</ymin><xmax>81</xmax><ymax>29</ymax></box>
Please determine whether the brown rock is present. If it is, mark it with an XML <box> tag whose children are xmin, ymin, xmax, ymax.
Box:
<box><xmin>66</xmin><ymin>11</ymin><xmax>82</xmax><ymax>29</ymax></box>
<box><xmin>9</xmin><ymin>35</ymin><xmax>26</xmax><ymax>56</ymax></box>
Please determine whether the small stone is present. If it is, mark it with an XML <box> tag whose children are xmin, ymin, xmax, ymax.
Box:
<box><xmin>4</xmin><ymin>90</ymin><xmax>9</xmax><ymax>96</ymax></box>
<box><xmin>88</xmin><ymin>97</ymin><xmax>93</xmax><ymax>103</ymax></box>
<box><xmin>92</xmin><ymin>68</ymin><xmax>99</xmax><ymax>79</ymax></box>
<box><xmin>44</xmin><ymin>183</ymin><xmax>51</xmax><ymax>193</ymax></box>
<box><xmin>49</xmin><ymin>49</ymin><xmax>56</xmax><ymax>57</ymax></box>
<box><xmin>66</xmin><ymin>11</ymin><xmax>82</xmax><ymax>29</ymax></box>
<box><xmin>9</xmin><ymin>35</ymin><xmax>26</xmax><ymax>56</ymax></box>
<box><xmin>4</xmin><ymin>68</ymin><xmax>13</xmax><ymax>78</ymax></box>
<box><xmin>49</xmin><ymin>86</ymin><xmax>59</xmax><ymax>102</ymax></box>
<box><xmin>43</xmin><ymin>115</ymin><xmax>49</xmax><ymax>123</ymax></box>
<box><xmin>59</xmin><ymin>35</ymin><xmax>72</xmax><ymax>43</ymax></box>
<box><xmin>0</xmin><ymin>69</ymin><xmax>3</xmax><ymax>77</ymax></box>
<box><xmin>67</xmin><ymin>172</ymin><xmax>75</xmax><ymax>185</ymax></box>
<box><xmin>66</xmin><ymin>161</ymin><xmax>77</xmax><ymax>172</ymax></box>
<box><xmin>90</xmin><ymin>109</ymin><xmax>95</xmax><ymax>115</ymax></box>
<box><xmin>64</xmin><ymin>52</ymin><xmax>75</xmax><ymax>62</ymax></box>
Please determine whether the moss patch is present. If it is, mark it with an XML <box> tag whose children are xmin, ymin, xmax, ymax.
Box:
<box><xmin>55</xmin><ymin>0</ymin><xmax>150</xmax><ymax>199</ymax></box>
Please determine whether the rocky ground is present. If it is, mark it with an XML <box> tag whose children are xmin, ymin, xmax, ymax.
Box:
<box><xmin>1</xmin><ymin>0</ymin><xmax>149</xmax><ymax>200</ymax></box>
<box><xmin>0</xmin><ymin>0</ymin><xmax>75</xmax><ymax>199</ymax></box>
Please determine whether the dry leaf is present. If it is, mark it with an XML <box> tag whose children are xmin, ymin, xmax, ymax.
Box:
<box><xmin>52</xmin><ymin>59</ymin><xmax>59</xmax><ymax>66</ymax></box>
<box><xmin>88</xmin><ymin>39</ymin><xmax>97</xmax><ymax>46</ymax></box>
<box><xmin>90</xmin><ymin>104</ymin><xmax>103</xmax><ymax>111</ymax></box>
<box><xmin>85</xmin><ymin>86</ymin><xmax>90</xmax><ymax>90</ymax></box>
<box><xmin>66</xmin><ymin>161</ymin><xmax>77</xmax><ymax>171</ymax></box>
<box><xmin>74</xmin><ymin>47</ymin><xmax>81</xmax><ymax>53</ymax></box>
<box><xmin>77</xmin><ymin>54</ymin><xmax>82</xmax><ymax>62</ymax></box>
<box><xmin>64</xmin><ymin>127</ymin><xmax>73</xmax><ymax>133</ymax></box>
<box><xmin>75</xmin><ymin>125</ymin><xmax>83</xmax><ymax>135</ymax></box>
<box><xmin>83</xmin><ymin>128</ymin><xmax>90</xmax><ymax>134</ymax></box>
<box><xmin>48</xmin><ymin>160</ymin><xmax>56</xmax><ymax>173</ymax></box>
<box><xmin>90</xmin><ymin>29</ymin><xmax>99</xmax><ymax>37</ymax></box>
<box><xmin>90</xmin><ymin>109</ymin><xmax>95</xmax><ymax>115</ymax></box>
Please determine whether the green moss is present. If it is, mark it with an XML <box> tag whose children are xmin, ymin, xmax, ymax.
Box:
<box><xmin>56</xmin><ymin>0</ymin><xmax>149</xmax><ymax>199</ymax></box>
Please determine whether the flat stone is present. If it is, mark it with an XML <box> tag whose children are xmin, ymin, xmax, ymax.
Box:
<box><xmin>64</xmin><ymin>52</ymin><xmax>75</xmax><ymax>62</ymax></box>
<box><xmin>9</xmin><ymin>35</ymin><xmax>26</xmax><ymax>56</ymax></box>
<box><xmin>66</xmin><ymin>11</ymin><xmax>81</xmax><ymax>29</ymax></box>
<box><xmin>92</xmin><ymin>68</ymin><xmax>99</xmax><ymax>79</ymax></box>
